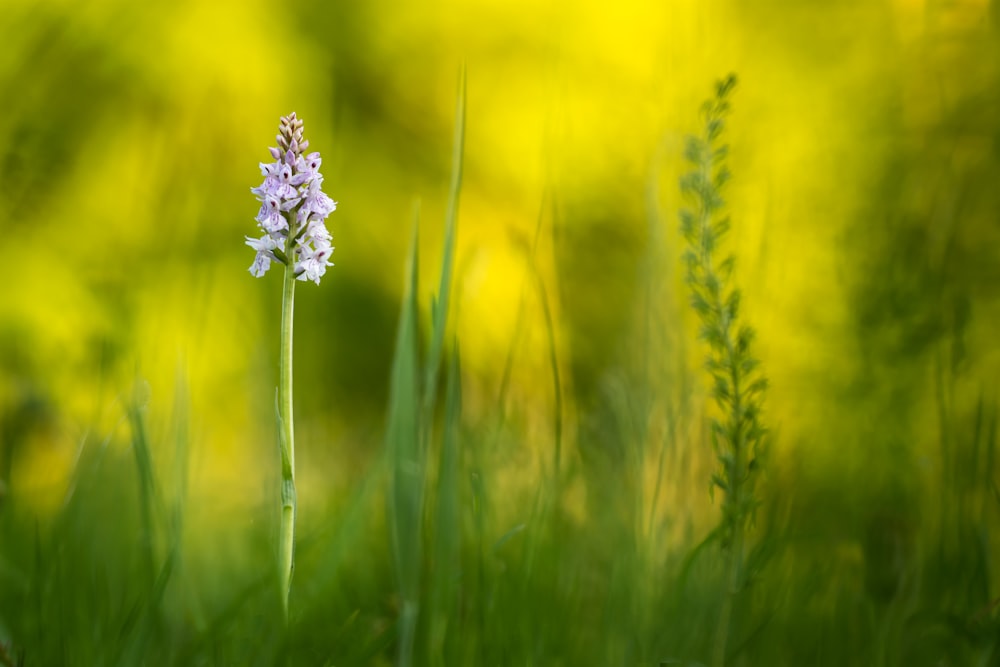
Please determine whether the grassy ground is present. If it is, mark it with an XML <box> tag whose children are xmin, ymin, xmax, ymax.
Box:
<box><xmin>2</xmin><ymin>73</ymin><xmax>998</xmax><ymax>666</ymax></box>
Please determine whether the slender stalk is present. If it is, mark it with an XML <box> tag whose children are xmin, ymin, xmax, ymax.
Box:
<box><xmin>250</xmin><ymin>112</ymin><xmax>333</xmax><ymax>621</ymax></box>
<box><xmin>278</xmin><ymin>244</ymin><xmax>297</xmax><ymax>620</ymax></box>
<box><xmin>712</xmin><ymin>519</ymin><xmax>744</xmax><ymax>667</ymax></box>
<box><xmin>705</xmin><ymin>171</ymin><xmax>745</xmax><ymax>667</ymax></box>
<box><xmin>712</xmin><ymin>330</ymin><xmax>746</xmax><ymax>667</ymax></box>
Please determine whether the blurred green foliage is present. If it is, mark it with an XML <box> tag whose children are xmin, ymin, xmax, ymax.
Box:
<box><xmin>2</xmin><ymin>0</ymin><xmax>1000</xmax><ymax>664</ymax></box>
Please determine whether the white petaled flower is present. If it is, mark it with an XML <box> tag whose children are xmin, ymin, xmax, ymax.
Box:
<box><xmin>295</xmin><ymin>242</ymin><xmax>334</xmax><ymax>285</ymax></box>
<box><xmin>256</xmin><ymin>196</ymin><xmax>287</xmax><ymax>233</ymax></box>
<box><xmin>248</xmin><ymin>112</ymin><xmax>336</xmax><ymax>284</ymax></box>
<box><xmin>246</xmin><ymin>234</ymin><xmax>279</xmax><ymax>277</ymax></box>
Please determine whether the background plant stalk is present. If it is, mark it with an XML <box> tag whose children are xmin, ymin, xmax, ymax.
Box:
<box><xmin>704</xmin><ymin>210</ymin><xmax>747</xmax><ymax>667</ymax></box>
<box><xmin>679</xmin><ymin>75</ymin><xmax>765</xmax><ymax>667</ymax></box>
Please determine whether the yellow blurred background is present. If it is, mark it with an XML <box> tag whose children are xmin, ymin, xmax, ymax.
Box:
<box><xmin>2</xmin><ymin>0</ymin><xmax>1000</xmax><ymax>555</ymax></box>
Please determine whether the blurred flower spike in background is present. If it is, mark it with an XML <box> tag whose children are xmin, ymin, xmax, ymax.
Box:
<box><xmin>247</xmin><ymin>112</ymin><xmax>336</xmax><ymax>285</ymax></box>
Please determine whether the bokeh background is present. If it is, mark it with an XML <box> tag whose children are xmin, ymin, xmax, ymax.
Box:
<box><xmin>2</xmin><ymin>0</ymin><xmax>1000</xmax><ymax>664</ymax></box>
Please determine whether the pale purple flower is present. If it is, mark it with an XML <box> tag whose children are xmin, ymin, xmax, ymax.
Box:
<box><xmin>246</xmin><ymin>233</ymin><xmax>278</xmax><ymax>253</ymax></box>
<box><xmin>296</xmin><ymin>152</ymin><xmax>322</xmax><ymax>176</ymax></box>
<box><xmin>249</xmin><ymin>254</ymin><xmax>269</xmax><ymax>278</ymax></box>
<box><xmin>256</xmin><ymin>196</ymin><xmax>287</xmax><ymax>233</ymax></box>
<box><xmin>246</xmin><ymin>234</ymin><xmax>279</xmax><ymax>277</ymax></box>
<box><xmin>248</xmin><ymin>112</ymin><xmax>336</xmax><ymax>283</ymax></box>
<box><xmin>295</xmin><ymin>242</ymin><xmax>334</xmax><ymax>285</ymax></box>
<box><xmin>304</xmin><ymin>219</ymin><xmax>332</xmax><ymax>245</ymax></box>
<box><xmin>306</xmin><ymin>187</ymin><xmax>337</xmax><ymax>218</ymax></box>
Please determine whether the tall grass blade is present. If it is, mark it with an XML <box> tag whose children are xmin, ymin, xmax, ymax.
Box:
<box><xmin>388</xmin><ymin>65</ymin><xmax>466</xmax><ymax>667</ymax></box>
<box><xmin>127</xmin><ymin>381</ymin><xmax>158</xmax><ymax>589</ymax></box>
<box><xmin>423</xmin><ymin>65</ymin><xmax>467</xmax><ymax>424</ymax></box>
<box><xmin>387</xmin><ymin>210</ymin><xmax>422</xmax><ymax>667</ymax></box>
<box><xmin>428</xmin><ymin>342</ymin><xmax>463</xmax><ymax>666</ymax></box>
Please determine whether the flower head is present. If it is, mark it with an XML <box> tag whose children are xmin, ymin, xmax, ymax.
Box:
<box><xmin>248</xmin><ymin>112</ymin><xmax>336</xmax><ymax>283</ymax></box>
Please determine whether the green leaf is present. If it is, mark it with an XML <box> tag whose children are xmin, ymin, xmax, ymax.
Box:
<box><xmin>714</xmin><ymin>166</ymin><xmax>732</xmax><ymax>189</ymax></box>
<box><xmin>683</xmin><ymin>136</ymin><xmax>703</xmax><ymax>164</ymax></box>
<box><xmin>679</xmin><ymin>208</ymin><xmax>696</xmax><ymax>235</ymax></box>
<box><xmin>711</xmin><ymin>473</ymin><xmax>729</xmax><ymax>493</ymax></box>
<box><xmin>386</xmin><ymin>208</ymin><xmax>423</xmax><ymax>607</ymax></box>
<box><xmin>423</xmin><ymin>66</ymin><xmax>467</xmax><ymax>426</ymax></box>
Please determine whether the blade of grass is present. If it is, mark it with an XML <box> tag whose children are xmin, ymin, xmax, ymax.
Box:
<box><xmin>127</xmin><ymin>380</ymin><xmax>159</xmax><ymax>589</ymax></box>
<box><xmin>422</xmin><ymin>65</ymin><xmax>466</xmax><ymax>427</ymax></box>
<box><xmin>523</xmin><ymin>229</ymin><xmax>562</xmax><ymax>481</ymax></box>
<box><xmin>387</xmin><ymin>207</ymin><xmax>423</xmax><ymax>667</ymax></box>
<box><xmin>390</xmin><ymin>66</ymin><xmax>467</xmax><ymax>667</ymax></box>
<box><xmin>428</xmin><ymin>342</ymin><xmax>463</xmax><ymax>666</ymax></box>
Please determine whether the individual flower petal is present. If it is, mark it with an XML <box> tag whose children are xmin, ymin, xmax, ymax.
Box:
<box><xmin>301</xmin><ymin>181</ymin><xmax>337</xmax><ymax>219</ymax></box>
<box><xmin>295</xmin><ymin>243</ymin><xmax>334</xmax><ymax>285</ymax></box>
<box><xmin>246</xmin><ymin>234</ymin><xmax>278</xmax><ymax>252</ymax></box>
<box><xmin>251</xmin><ymin>175</ymin><xmax>281</xmax><ymax>199</ymax></box>
<box><xmin>305</xmin><ymin>219</ymin><xmax>332</xmax><ymax>244</ymax></box>
<box><xmin>256</xmin><ymin>196</ymin><xmax>287</xmax><ymax>233</ymax></box>
<box><xmin>296</xmin><ymin>152</ymin><xmax>322</xmax><ymax>175</ymax></box>
<box><xmin>249</xmin><ymin>251</ymin><xmax>271</xmax><ymax>277</ymax></box>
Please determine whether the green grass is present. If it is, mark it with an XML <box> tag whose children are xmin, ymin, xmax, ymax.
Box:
<box><xmin>1</xmin><ymin>77</ymin><xmax>998</xmax><ymax>667</ymax></box>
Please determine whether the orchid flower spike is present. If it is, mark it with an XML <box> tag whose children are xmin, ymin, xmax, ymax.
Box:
<box><xmin>248</xmin><ymin>112</ymin><xmax>336</xmax><ymax>285</ymax></box>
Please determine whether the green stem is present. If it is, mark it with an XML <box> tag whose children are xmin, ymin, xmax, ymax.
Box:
<box><xmin>698</xmin><ymin>138</ymin><xmax>746</xmax><ymax>667</ymax></box>
<box><xmin>713</xmin><ymin>345</ymin><xmax>746</xmax><ymax>667</ymax></box>
<box><xmin>714</xmin><ymin>347</ymin><xmax>745</xmax><ymax>667</ymax></box>
<box><xmin>278</xmin><ymin>248</ymin><xmax>297</xmax><ymax>620</ymax></box>
<box><xmin>712</xmin><ymin>519</ymin><xmax>744</xmax><ymax>667</ymax></box>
